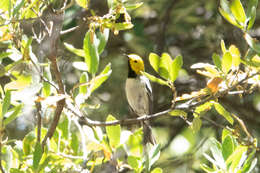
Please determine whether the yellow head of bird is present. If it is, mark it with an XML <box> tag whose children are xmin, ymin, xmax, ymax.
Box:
<box><xmin>128</xmin><ymin>54</ymin><xmax>145</xmax><ymax>75</ymax></box>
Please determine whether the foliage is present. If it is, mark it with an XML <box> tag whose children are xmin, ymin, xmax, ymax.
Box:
<box><xmin>0</xmin><ymin>0</ymin><xmax>259</xmax><ymax>172</ymax></box>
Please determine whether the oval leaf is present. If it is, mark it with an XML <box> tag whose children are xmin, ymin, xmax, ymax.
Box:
<box><xmin>106</xmin><ymin>114</ymin><xmax>121</xmax><ymax>149</ymax></box>
<box><xmin>149</xmin><ymin>53</ymin><xmax>160</xmax><ymax>73</ymax></box>
<box><xmin>230</xmin><ymin>0</ymin><xmax>246</xmax><ymax>25</ymax></box>
<box><xmin>213</xmin><ymin>102</ymin><xmax>234</xmax><ymax>124</ymax></box>
<box><xmin>222</xmin><ymin>52</ymin><xmax>232</xmax><ymax>74</ymax></box>
<box><xmin>64</xmin><ymin>43</ymin><xmax>85</xmax><ymax>57</ymax></box>
<box><xmin>142</xmin><ymin>72</ymin><xmax>168</xmax><ymax>86</ymax></box>
<box><xmin>170</xmin><ymin>55</ymin><xmax>183</xmax><ymax>82</ymax></box>
<box><xmin>83</xmin><ymin>30</ymin><xmax>100</xmax><ymax>74</ymax></box>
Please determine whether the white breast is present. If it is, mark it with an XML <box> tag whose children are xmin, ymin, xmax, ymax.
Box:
<box><xmin>125</xmin><ymin>76</ymin><xmax>151</xmax><ymax>116</ymax></box>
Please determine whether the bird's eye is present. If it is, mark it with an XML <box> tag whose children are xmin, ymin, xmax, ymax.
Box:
<box><xmin>134</xmin><ymin>60</ymin><xmax>138</xmax><ymax>63</ymax></box>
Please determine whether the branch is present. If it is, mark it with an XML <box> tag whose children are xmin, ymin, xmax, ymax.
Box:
<box><xmin>67</xmin><ymin>72</ymin><xmax>260</xmax><ymax>127</ymax></box>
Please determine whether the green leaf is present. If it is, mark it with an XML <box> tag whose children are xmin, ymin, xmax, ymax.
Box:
<box><xmin>96</xmin><ymin>28</ymin><xmax>109</xmax><ymax>54</ymax></box>
<box><xmin>72</xmin><ymin>61</ymin><xmax>88</xmax><ymax>71</ymax></box>
<box><xmin>0</xmin><ymin>0</ymin><xmax>10</xmax><ymax>12</ymax></box>
<box><xmin>247</xmin><ymin>6</ymin><xmax>256</xmax><ymax>30</ymax></box>
<box><xmin>64</xmin><ymin>43</ymin><xmax>85</xmax><ymax>57</ymax></box>
<box><xmin>158</xmin><ymin>53</ymin><xmax>172</xmax><ymax>80</ymax></box>
<box><xmin>2</xmin><ymin>145</ymin><xmax>12</xmax><ymax>172</ymax></box>
<box><xmin>3</xmin><ymin>104</ymin><xmax>22</xmax><ymax>125</ymax></box>
<box><xmin>244</xmin><ymin>33</ymin><xmax>260</xmax><ymax>53</ymax></box>
<box><xmin>169</xmin><ymin>109</ymin><xmax>187</xmax><ymax>118</ymax></box>
<box><xmin>149</xmin><ymin>53</ymin><xmax>160</xmax><ymax>73</ymax></box>
<box><xmin>221</xmin><ymin>40</ymin><xmax>227</xmax><ymax>54</ymax></box>
<box><xmin>127</xmin><ymin>155</ymin><xmax>140</xmax><ymax>170</ymax></box>
<box><xmin>2</xmin><ymin>90</ymin><xmax>11</xmax><ymax>116</ymax></box>
<box><xmin>142</xmin><ymin>72</ymin><xmax>168</xmax><ymax>86</ymax></box>
<box><xmin>222</xmin><ymin>135</ymin><xmax>234</xmax><ymax>160</ymax></box>
<box><xmin>149</xmin><ymin>144</ymin><xmax>161</xmax><ymax>169</ymax></box>
<box><xmin>194</xmin><ymin>101</ymin><xmax>213</xmax><ymax>116</ymax></box>
<box><xmin>58</xmin><ymin>116</ymin><xmax>69</xmax><ymax>140</ymax></box>
<box><xmin>210</xmin><ymin>138</ymin><xmax>226</xmax><ymax>169</ymax></box>
<box><xmin>124</xmin><ymin>2</ymin><xmax>143</xmax><ymax>10</ymax></box>
<box><xmin>13</xmin><ymin>0</ymin><xmax>25</xmax><ymax>17</ymax></box>
<box><xmin>90</xmin><ymin>63</ymin><xmax>112</xmax><ymax>93</ymax></box>
<box><xmin>0</xmin><ymin>52</ymin><xmax>12</xmax><ymax>60</ymax></box>
<box><xmin>75</xmin><ymin>0</ymin><xmax>88</xmax><ymax>8</ymax></box>
<box><xmin>4</xmin><ymin>74</ymin><xmax>32</xmax><ymax>91</ymax></box>
<box><xmin>222</xmin><ymin>128</ymin><xmax>232</xmax><ymax>142</ymax></box>
<box><xmin>226</xmin><ymin>146</ymin><xmax>247</xmax><ymax>172</ymax></box>
<box><xmin>242</xmin><ymin>150</ymin><xmax>256</xmax><ymax>172</ymax></box>
<box><xmin>212</xmin><ymin>53</ymin><xmax>222</xmax><ymax>70</ymax></box>
<box><xmin>127</xmin><ymin>128</ymin><xmax>143</xmax><ymax>157</ymax></box>
<box><xmin>222</xmin><ymin>52</ymin><xmax>232</xmax><ymax>74</ymax></box>
<box><xmin>70</xmin><ymin>133</ymin><xmax>79</xmax><ymax>155</ymax></box>
<box><xmin>79</xmin><ymin>72</ymin><xmax>88</xmax><ymax>94</ymax></box>
<box><xmin>113</xmin><ymin>22</ymin><xmax>134</xmax><ymax>31</ymax></box>
<box><xmin>230</xmin><ymin>0</ymin><xmax>246</xmax><ymax>25</ymax></box>
<box><xmin>23</xmin><ymin>131</ymin><xmax>36</xmax><ymax>155</ymax></box>
<box><xmin>200</xmin><ymin>164</ymin><xmax>216</xmax><ymax>172</ymax></box>
<box><xmin>190</xmin><ymin>117</ymin><xmax>202</xmax><ymax>132</ymax></box>
<box><xmin>83</xmin><ymin>30</ymin><xmax>100</xmax><ymax>74</ymax></box>
<box><xmin>33</xmin><ymin>142</ymin><xmax>43</xmax><ymax>170</ymax></box>
<box><xmin>219</xmin><ymin>8</ymin><xmax>241</xmax><ymax>28</ymax></box>
<box><xmin>213</xmin><ymin>102</ymin><xmax>234</xmax><ymax>124</ymax></box>
<box><xmin>246</xmin><ymin>0</ymin><xmax>258</xmax><ymax>17</ymax></box>
<box><xmin>151</xmin><ymin>167</ymin><xmax>163</xmax><ymax>173</ymax></box>
<box><xmin>106</xmin><ymin>114</ymin><xmax>121</xmax><ymax>149</ymax></box>
<box><xmin>170</xmin><ymin>55</ymin><xmax>183</xmax><ymax>82</ymax></box>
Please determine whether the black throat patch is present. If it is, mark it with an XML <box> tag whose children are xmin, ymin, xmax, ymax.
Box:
<box><xmin>128</xmin><ymin>60</ymin><xmax>137</xmax><ymax>78</ymax></box>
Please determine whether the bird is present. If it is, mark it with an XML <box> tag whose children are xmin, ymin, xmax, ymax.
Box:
<box><xmin>125</xmin><ymin>54</ymin><xmax>156</xmax><ymax>145</ymax></box>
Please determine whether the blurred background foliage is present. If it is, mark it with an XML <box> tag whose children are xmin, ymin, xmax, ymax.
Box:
<box><xmin>1</xmin><ymin>0</ymin><xmax>260</xmax><ymax>172</ymax></box>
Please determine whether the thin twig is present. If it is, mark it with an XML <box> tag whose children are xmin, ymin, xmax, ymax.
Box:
<box><xmin>35</xmin><ymin>101</ymin><xmax>42</xmax><ymax>143</ymax></box>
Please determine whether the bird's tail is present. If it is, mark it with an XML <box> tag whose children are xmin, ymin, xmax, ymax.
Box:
<box><xmin>142</xmin><ymin>121</ymin><xmax>156</xmax><ymax>145</ymax></box>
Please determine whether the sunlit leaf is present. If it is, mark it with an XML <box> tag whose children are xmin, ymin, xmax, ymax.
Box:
<box><xmin>23</xmin><ymin>131</ymin><xmax>36</xmax><ymax>155</ymax></box>
<box><xmin>64</xmin><ymin>43</ymin><xmax>85</xmax><ymax>57</ymax></box>
<box><xmin>0</xmin><ymin>0</ymin><xmax>10</xmax><ymax>12</ymax></box>
<box><xmin>149</xmin><ymin>144</ymin><xmax>161</xmax><ymax>170</ymax></box>
<box><xmin>200</xmin><ymin>164</ymin><xmax>216</xmax><ymax>172</ymax></box>
<box><xmin>222</xmin><ymin>52</ymin><xmax>232</xmax><ymax>74</ymax></box>
<box><xmin>190</xmin><ymin>117</ymin><xmax>202</xmax><ymax>132</ymax></box>
<box><xmin>79</xmin><ymin>72</ymin><xmax>88</xmax><ymax>94</ymax></box>
<box><xmin>126</xmin><ymin>128</ymin><xmax>143</xmax><ymax>157</ymax></box>
<box><xmin>72</xmin><ymin>61</ymin><xmax>88</xmax><ymax>71</ymax></box>
<box><xmin>159</xmin><ymin>53</ymin><xmax>172</xmax><ymax>79</ymax></box>
<box><xmin>194</xmin><ymin>101</ymin><xmax>213</xmax><ymax>115</ymax></box>
<box><xmin>244</xmin><ymin>33</ymin><xmax>260</xmax><ymax>53</ymax></box>
<box><xmin>229</xmin><ymin>45</ymin><xmax>241</xmax><ymax>67</ymax></box>
<box><xmin>124</xmin><ymin>2</ymin><xmax>143</xmax><ymax>10</ymax></box>
<box><xmin>58</xmin><ymin>116</ymin><xmax>69</xmax><ymax>140</ymax></box>
<box><xmin>106</xmin><ymin>115</ymin><xmax>121</xmax><ymax>149</ymax></box>
<box><xmin>83</xmin><ymin>30</ymin><xmax>99</xmax><ymax>74</ymax></box>
<box><xmin>149</xmin><ymin>53</ymin><xmax>160</xmax><ymax>73</ymax></box>
<box><xmin>127</xmin><ymin>155</ymin><xmax>140</xmax><ymax>170</ymax></box>
<box><xmin>169</xmin><ymin>109</ymin><xmax>187</xmax><ymax>118</ymax></box>
<box><xmin>226</xmin><ymin>146</ymin><xmax>248</xmax><ymax>172</ymax></box>
<box><xmin>242</xmin><ymin>150</ymin><xmax>257</xmax><ymax>172</ymax></box>
<box><xmin>96</xmin><ymin>28</ymin><xmax>109</xmax><ymax>54</ymax></box>
<box><xmin>210</xmin><ymin>138</ymin><xmax>226</xmax><ymax>169</ymax></box>
<box><xmin>76</xmin><ymin>0</ymin><xmax>88</xmax><ymax>8</ymax></box>
<box><xmin>70</xmin><ymin>133</ymin><xmax>79</xmax><ymax>155</ymax></box>
<box><xmin>90</xmin><ymin>63</ymin><xmax>112</xmax><ymax>93</ymax></box>
<box><xmin>170</xmin><ymin>55</ymin><xmax>183</xmax><ymax>82</ymax></box>
<box><xmin>219</xmin><ymin>8</ymin><xmax>241</xmax><ymax>29</ymax></box>
<box><xmin>247</xmin><ymin>6</ymin><xmax>256</xmax><ymax>30</ymax></box>
<box><xmin>213</xmin><ymin>102</ymin><xmax>234</xmax><ymax>124</ymax></box>
<box><xmin>222</xmin><ymin>135</ymin><xmax>234</xmax><ymax>160</ymax></box>
<box><xmin>4</xmin><ymin>75</ymin><xmax>32</xmax><ymax>91</ymax></box>
<box><xmin>142</xmin><ymin>72</ymin><xmax>168</xmax><ymax>86</ymax></box>
<box><xmin>230</xmin><ymin>0</ymin><xmax>246</xmax><ymax>25</ymax></box>
<box><xmin>212</xmin><ymin>53</ymin><xmax>222</xmax><ymax>70</ymax></box>
<box><xmin>2</xmin><ymin>90</ymin><xmax>11</xmax><ymax>116</ymax></box>
<box><xmin>33</xmin><ymin>142</ymin><xmax>43</xmax><ymax>170</ymax></box>
<box><xmin>2</xmin><ymin>145</ymin><xmax>12</xmax><ymax>172</ymax></box>
<box><xmin>151</xmin><ymin>167</ymin><xmax>163</xmax><ymax>173</ymax></box>
<box><xmin>3</xmin><ymin>104</ymin><xmax>22</xmax><ymax>126</ymax></box>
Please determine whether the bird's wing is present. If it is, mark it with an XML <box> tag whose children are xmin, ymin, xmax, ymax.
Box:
<box><xmin>140</xmin><ymin>75</ymin><xmax>153</xmax><ymax>114</ymax></box>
